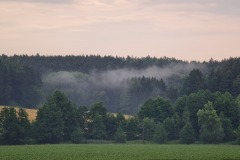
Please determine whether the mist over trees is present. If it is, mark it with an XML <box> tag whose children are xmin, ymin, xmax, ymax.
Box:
<box><xmin>0</xmin><ymin>54</ymin><xmax>240</xmax><ymax>145</ymax></box>
<box><xmin>1</xmin><ymin>54</ymin><xmax>240</xmax><ymax>115</ymax></box>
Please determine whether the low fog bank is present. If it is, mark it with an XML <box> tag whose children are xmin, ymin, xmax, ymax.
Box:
<box><xmin>89</xmin><ymin>63</ymin><xmax>206</xmax><ymax>88</ymax></box>
<box><xmin>42</xmin><ymin>63</ymin><xmax>206</xmax><ymax>113</ymax></box>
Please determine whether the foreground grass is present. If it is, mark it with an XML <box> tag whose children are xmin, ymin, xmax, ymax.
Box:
<box><xmin>0</xmin><ymin>144</ymin><xmax>240</xmax><ymax>160</ymax></box>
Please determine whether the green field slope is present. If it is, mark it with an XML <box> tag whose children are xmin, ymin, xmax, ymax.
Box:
<box><xmin>0</xmin><ymin>144</ymin><xmax>240</xmax><ymax>160</ymax></box>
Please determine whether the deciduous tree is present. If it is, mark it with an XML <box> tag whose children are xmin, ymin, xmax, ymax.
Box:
<box><xmin>197</xmin><ymin>101</ymin><xmax>224</xmax><ymax>143</ymax></box>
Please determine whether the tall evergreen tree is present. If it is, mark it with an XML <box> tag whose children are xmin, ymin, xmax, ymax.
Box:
<box><xmin>49</xmin><ymin>91</ymin><xmax>79</xmax><ymax>141</ymax></box>
<box><xmin>181</xmin><ymin>69</ymin><xmax>205</xmax><ymax>95</ymax></box>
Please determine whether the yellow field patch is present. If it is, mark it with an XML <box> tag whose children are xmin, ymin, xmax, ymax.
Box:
<box><xmin>0</xmin><ymin>106</ymin><xmax>132</xmax><ymax>121</ymax></box>
<box><xmin>0</xmin><ymin>106</ymin><xmax>37</xmax><ymax>122</ymax></box>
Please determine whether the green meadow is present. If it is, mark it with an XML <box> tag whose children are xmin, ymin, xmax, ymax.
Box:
<box><xmin>0</xmin><ymin>144</ymin><xmax>240</xmax><ymax>160</ymax></box>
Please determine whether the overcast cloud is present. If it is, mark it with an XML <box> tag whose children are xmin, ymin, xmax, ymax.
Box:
<box><xmin>0</xmin><ymin>0</ymin><xmax>240</xmax><ymax>61</ymax></box>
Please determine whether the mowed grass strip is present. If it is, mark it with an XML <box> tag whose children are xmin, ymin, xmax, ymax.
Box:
<box><xmin>0</xmin><ymin>144</ymin><xmax>240</xmax><ymax>160</ymax></box>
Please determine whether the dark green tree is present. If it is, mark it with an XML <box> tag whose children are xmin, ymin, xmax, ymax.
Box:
<box><xmin>49</xmin><ymin>91</ymin><xmax>79</xmax><ymax>141</ymax></box>
<box><xmin>71</xmin><ymin>128</ymin><xmax>85</xmax><ymax>144</ymax></box>
<box><xmin>181</xmin><ymin>69</ymin><xmax>205</xmax><ymax>95</ymax></box>
<box><xmin>90</xmin><ymin>102</ymin><xmax>107</xmax><ymax>118</ymax></box>
<box><xmin>213</xmin><ymin>92</ymin><xmax>239</xmax><ymax>129</ymax></box>
<box><xmin>125</xmin><ymin>117</ymin><xmax>140</xmax><ymax>140</ymax></box>
<box><xmin>34</xmin><ymin>102</ymin><xmax>63</xmax><ymax>144</ymax></box>
<box><xmin>0</xmin><ymin>107</ymin><xmax>32</xmax><ymax>145</ymax></box>
<box><xmin>17</xmin><ymin>108</ymin><xmax>31</xmax><ymax>144</ymax></box>
<box><xmin>219</xmin><ymin>113</ymin><xmax>234</xmax><ymax>142</ymax></box>
<box><xmin>138</xmin><ymin>97</ymin><xmax>174</xmax><ymax>123</ymax></box>
<box><xmin>105</xmin><ymin>114</ymin><xmax>117</xmax><ymax>140</ymax></box>
<box><xmin>0</xmin><ymin>107</ymin><xmax>21</xmax><ymax>145</ymax></box>
<box><xmin>86</xmin><ymin>102</ymin><xmax>108</xmax><ymax>139</ymax></box>
<box><xmin>236</xmin><ymin>125</ymin><xmax>240</xmax><ymax>145</ymax></box>
<box><xmin>197</xmin><ymin>101</ymin><xmax>224</xmax><ymax>143</ymax></box>
<box><xmin>180</xmin><ymin>122</ymin><xmax>196</xmax><ymax>144</ymax></box>
<box><xmin>91</xmin><ymin>112</ymin><xmax>106</xmax><ymax>139</ymax></box>
<box><xmin>114</xmin><ymin>126</ymin><xmax>126</xmax><ymax>143</ymax></box>
<box><xmin>185</xmin><ymin>90</ymin><xmax>214</xmax><ymax>135</ymax></box>
<box><xmin>153</xmin><ymin>123</ymin><xmax>167</xmax><ymax>144</ymax></box>
<box><xmin>142</xmin><ymin>117</ymin><xmax>155</xmax><ymax>141</ymax></box>
<box><xmin>163</xmin><ymin>117</ymin><xmax>178</xmax><ymax>140</ymax></box>
<box><xmin>77</xmin><ymin>106</ymin><xmax>88</xmax><ymax>130</ymax></box>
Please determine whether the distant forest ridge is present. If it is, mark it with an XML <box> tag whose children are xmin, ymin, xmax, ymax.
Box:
<box><xmin>0</xmin><ymin>54</ymin><xmax>240</xmax><ymax>114</ymax></box>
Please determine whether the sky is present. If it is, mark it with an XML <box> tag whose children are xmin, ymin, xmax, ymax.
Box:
<box><xmin>0</xmin><ymin>0</ymin><xmax>240</xmax><ymax>61</ymax></box>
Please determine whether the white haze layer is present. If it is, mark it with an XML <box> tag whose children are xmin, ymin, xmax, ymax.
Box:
<box><xmin>43</xmin><ymin>63</ymin><xmax>206</xmax><ymax>89</ymax></box>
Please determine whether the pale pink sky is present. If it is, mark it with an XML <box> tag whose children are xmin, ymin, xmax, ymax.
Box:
<box><xmin>1</xmin><ymin>0</ymin><xmax>240</xmax><ymax>61</ymax></box>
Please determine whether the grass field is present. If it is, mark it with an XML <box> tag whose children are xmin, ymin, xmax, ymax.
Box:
<box><xmin>0</xmin><ymin>144</ymin><xmax>240</xmax><ymax>160</ymax></box>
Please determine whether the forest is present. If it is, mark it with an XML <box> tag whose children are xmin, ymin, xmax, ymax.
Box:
<box><xmin>0</xmin><ymin>54</ymin><xmax>240</xmax><ymax>145</ymax></box>
<box><xmin>1</xmin><ymin>54</ymin><xmax>240</xmax><ymax>114</ymax></box>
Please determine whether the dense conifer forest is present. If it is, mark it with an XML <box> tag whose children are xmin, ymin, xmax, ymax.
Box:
<box><xmin>1</xmin><ymin>54</ymin><xmax>240</xmax><ymax>113</ymax></box>
<box><xmin>0</xmin><ymin>54</ymin><xmax>240</xmax><ymax>145</ymax></box>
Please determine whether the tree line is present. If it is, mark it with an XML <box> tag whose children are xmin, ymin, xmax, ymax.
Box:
<box><xmin>1</xmin><ymin>55</ymin><xmax>240</xmax><ymax>115</ymax></box>
<box><xmin>1</xmin><ymin>90</ymin><xmax>240</xmax><ymax>145</ymax></box>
